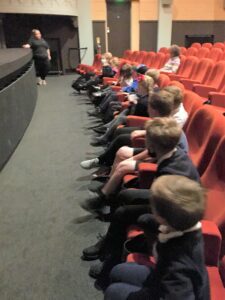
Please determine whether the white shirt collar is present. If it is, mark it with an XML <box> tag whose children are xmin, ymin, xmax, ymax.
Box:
<box><xmin>158</xmin><ymin>222</ymin><xmax>202</xmax><ymax>243</ymax></box>
<box><xmin>157</xmin><ymin>148</ymin><xmax>177</xmax><ymax>166</ymax></box>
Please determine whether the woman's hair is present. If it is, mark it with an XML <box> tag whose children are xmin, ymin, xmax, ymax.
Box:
<box><xmin>102</xmin><ymin>52</ymin><xmax>113</xmax><ymax>62</ymax></box>
<box><xmin>120</xmin><ymin>63</ymin><xmax>133</xmax><ymax>79</ymax></box>
<box><xmin>148</xmin><ymin>90</ymin><xmax>174</xmax><ymax>117</ymax></box>
<box><xmin>138</xmin><ymin>75</ymin><xmax>155</xmax><ymax>95</ymax></box>
<box><xmin>145</xmin><ymin>69</ymin><xmax>160</xmax><ymax>83</ymax></box>
<box><xmin>32</xmin><ymin>29</ymin><xmax>41</xmax><ymax>35</ymax></box>
<box><xmin>110</xmin><ymin>57</ymin><xmax>120</xmax><ymax>68</ymax></box>
<box><xmin>163</xmin><ymin>85</ymin><xmax>184</xmax><ymax>109</ymax></box>
<box><xmin>169</xmin><ymin>45</ymin><xmax>180</xmax><ymax>57</ymax></box>
<box><xmin>150</xmin><ymin>175</ymin><xmax>206</xmax><ymax>231</ymax></box>
<box><xmin>145</xmin><ymin>117</ymin><xmax>181</xmax><ymax>154</ymax></box>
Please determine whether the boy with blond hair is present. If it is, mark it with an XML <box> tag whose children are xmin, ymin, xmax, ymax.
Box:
<box><xmin>105</xmin><ymin>175</ymin><xmax>209</xmax><ymax>300</ymax></box>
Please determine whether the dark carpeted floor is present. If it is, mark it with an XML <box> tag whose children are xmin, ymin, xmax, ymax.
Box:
<box><xmin>0</xmin><ymin>75</ymin><xmax>107</xmax><ymax>300</ymax></box>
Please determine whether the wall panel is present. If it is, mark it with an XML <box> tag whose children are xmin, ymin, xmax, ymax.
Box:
<box><xmin>140</xmin><ymin>21</ymin><xmax>157</xmax><ymax>51</ymax></box>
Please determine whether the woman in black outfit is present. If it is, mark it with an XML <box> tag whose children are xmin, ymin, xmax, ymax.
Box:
<box><xmin>23</xmin><ymin>29</ymin><xmax>51</xmax><ymax>85</ymax></box>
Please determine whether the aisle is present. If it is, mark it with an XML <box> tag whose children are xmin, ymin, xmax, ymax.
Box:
<box><xmin>0</xmin><ymin>75</ymin><xmax>106</xmax><ymax>300</ymax></box>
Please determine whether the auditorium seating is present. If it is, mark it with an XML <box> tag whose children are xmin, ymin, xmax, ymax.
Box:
<box><xmin>201</xmin><ymin>137</ymin><xmax>225</xmax><ymax>256</ymax></box>
<box><xmin>202</xmin><ymin>42</ymin><xmax>213</xmax><ymax>49</ymax></box>
<box><xmin>193</xmin><ymin>61</ymin><xmax>225</xmax><ymax>98</ymax></box>
<box><xmin>76</xmin><ymin>53</ymin><xmax>101</xmax><ymax>74</ymax></box>
<box><xmin>168</xmin><ymin>55</ymin><xmax>199</xmax><ymax>81</ymax></box>
<box><xmin>191</xmin><ymin>42</ymin><xmax>202</xmax><ymax>49</ymax></box>
<box><xmin>181</xmin><ymin>58</ymin><xmax>214</xmax><ymax>90</ymax></box>
<box><xmin>186</xmin><ymin>47</ymin><xmax>198</xmax><ymax>56</ymax></box>
<box><xmin>77</xmin><ymin>42</ymin><xmax>225</xmax><ymax>295</ymax></box>
<box><xmin>207</xmin><ymin>47</ymin><xmax>223</xmax><ymax>62</ymax></box>
<box><xmin>196</xmin><ymin>47</ymin><xmax>210</xmax><ymax>59</ymax></box>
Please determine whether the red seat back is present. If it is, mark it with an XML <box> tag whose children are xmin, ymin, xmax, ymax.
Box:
<box><xmin>139</xmin><ymin>51</ymin><xmax>148</xmax><ymax>64</ymax></box>
<box><xmin>186</xmin><ymin>47</ymin><xmax>198</xmax><ymax>56</ymax></box>
<box><xmin>213</xmin><ymin>42</ymin><xmax>225</xmax><ymax>50</ymax></box>
<box><xmin>142</xmin><ymin>52</ymin><xmax>156</xmax><ymax>67</ymax></box>
<box><xmin>191</xmin><ymin>42</ymin><xmax>201</xmax><ymax>49</ymax></box>
<box><xmin>207</xmin><ymin>48</ymin><xmax>223</xmax><ymax>62</ymax></box>
<box><xmin>180</xmin><ymin>47</ymin><xmax>187</xmax><ymax>55</ymax></box>
<box><xmin>188</xmin><ymin>58</ymin><xmax>214</xmax><ymax>83</ymax></box>
<box><xmin>185</xmin><ymin>105</ymin><xmax>225</xmax><ymax>176</ymax></box>
<box><xmin>204</xmin><ymin>61</ymin><xmax>225</xmax><ymax>90</ymax></box>
<box><xmin>123</xmin><ymin>50</ymin><xmax>133</xmax><ymax>60</ymax></box>
<box><xmin>151</xmin><ymin>52</ymin><xmax>166</xmax><ymax>68</ymax></box>
<box><xmin>196</xmin><ymin>47</ymin><xmax>210</xmax><ymax>59</ymax></box>
<box><xmin>177</xmin><ymin>56</ymin><xmax>199</xmax><ymax>78</ymax></box>
<box><xmin>201</xmin><ymin>137</ymin><xmax>225</xmax><ymax>256</ymax></box>
<box><xmin>182</xmin><ymin>90</ymin><xmax>204</xmax><ymax>130</ymax></box>
<box><xmin>202</xmin><ymin>43</ymin><xmax>213</xmax><ymax>49</ymax></box>
<box><xmin>158</xmin><ymin>47</ymin><xmax>168</xmax><ymax>54</ymax></box>
<box><xmin>157</xmin><ymin>73</ymin><xmax>170</xmax><ymax>88</ymax></box>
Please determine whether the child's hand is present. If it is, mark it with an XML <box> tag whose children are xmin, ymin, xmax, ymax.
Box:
<box><xmin>131</xmin><ymin>130</ymin><xmax>146</xmax><ymax>139</ymax></box>
<box><xmin>128</xmin><ymin>94</ymin><xmax>138</xmax><ymax>104</ymax></box>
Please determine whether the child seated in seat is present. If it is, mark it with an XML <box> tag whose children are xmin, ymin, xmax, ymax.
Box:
<box><xmin>104</xmin><ymin>175</ymin><xmax>210</xmax><ymax>300</ymax></box>
<box><xmin>90</xmin><ymin>69</ymin><xmax>160</xmax><ymax>146</ymax></box>
<box><xmin>160</xmin><ymin>44</ymin><xmax>181</xmax><ymax>73</ymax></box>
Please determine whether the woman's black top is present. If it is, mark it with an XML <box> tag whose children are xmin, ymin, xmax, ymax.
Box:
<box><xmin>29</xmin><ymin>38</ymin><xmax>49</xmax><ymax>59</ymax></box>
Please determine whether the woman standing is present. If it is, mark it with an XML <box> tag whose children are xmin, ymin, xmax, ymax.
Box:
<box><xmin>23</xmin><ymin>29</ymin><xmax>51</xmax><ymax>85</ymax></box>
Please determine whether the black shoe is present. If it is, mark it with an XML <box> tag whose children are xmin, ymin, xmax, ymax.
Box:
<box><xmin>94</xmin><ymin>255</ymin><xmax>121</xmax><ymax>291</ymax></box>
<box><xmin>87</xmin><ymin>110</ymin><xmax>102</xmax><ymax>118</ymax></box>
<box><xmin>93</xmin><ymin>127</ymin><xmax>107</xmax><ymax>134</ymax></box>
<box><xmin>82</xmin><ymin>234</ymin><xmax>106</xmax><ymax>261</ymax></box>
<box><xmin>91</xmin><ymin>85</ymin><xmax>101</xmax><ymax>92</ymax></box>
<box><xmin>89</xmin><ymin>261</ymin><xmax>104</xmax><ymax>278</ymax></box>
<box><xmin>88</xmin><ymin>181</ymin><xmax>106</xmax><ymax>193</ymax></box>
<box><xmin>90</xmin><ymin>139</ymin><xmax>107</xmax><ymax>147</ymax></box>
<box><xmin>80</xmin><ymin>192</ymin><xmax>105</xmax><ymax>213</ymax></box>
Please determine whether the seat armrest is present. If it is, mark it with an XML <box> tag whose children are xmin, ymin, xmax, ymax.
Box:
<box><xmin>126</xmin><ymin>116</ymin><xmax>150</xmax><ymax>127</ymax></box>
<box><xmin>138</xmin><ymin>162</ymin><xmax>157</xmax><ymax>189</ymax></box>
<box><xmin>201</xmin><ymin>220</ymin><xmax>222</xmax><ymax>266</ymax></box>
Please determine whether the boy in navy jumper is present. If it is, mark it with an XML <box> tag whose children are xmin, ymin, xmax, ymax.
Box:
<box><xmin>104</xmin><ymin>175</ymin><xmax>210</xmax><ymax>300</ymax></box>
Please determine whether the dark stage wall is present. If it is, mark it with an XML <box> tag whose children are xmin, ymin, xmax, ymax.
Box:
<box><xmin>0</xmin><ymin>49</ymin><xmax>37</xmax><ymax>171</ymax></box>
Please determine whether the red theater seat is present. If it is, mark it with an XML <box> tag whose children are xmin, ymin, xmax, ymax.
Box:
<box><xmin>185</xmin><ymin>105</ymin><xmax>225</xmax><ymax>176</ymax></box>
<box><xmin>202</xmin><ymin>42</ymin><xmax>213</xmax><ymax>49</ymax></box>
<box><xmin>142</xmin><ymin>51</ymin><xmax>156</xmax><ymax>67</ymax></box>
<box><xmin>168</xmin><ymin>56</ymin><xmax>199</xmax><ymax>81</ymax></box>
<box><xmin>196</xmin><ymin>47</ymin><xmax>210</xmax><ymax>59</ymax></box>
<box><xmin>151</xmin><ymin>52</ymin><xmax>166</xmax><ymax>69</ymax></box>
<box><xmin>193</xmin><ymin>61</ymin><xmax>225</xmax><ymax>98</ymax></box>
<box><xmin>191</xmin><ymin>42</ymin><xmax>202</xmax><ymax>49</ymax></box>
<box><xmin>213</xmin><ymin>42</ymin><xmax>225</xmax><ymax>50</ymax></box>
<box><xmin>181</xmin><ymin>58</ymin><xmax>214</xmax><ymax>90</ymax></box>
<box><xmin>186</xmin><ymin>47</ymin><xmax>198</xmax><ymax>56</ymax></box>
<box><xmin>201</xmin><ymin>137</ymin><xmax>225</xmax><ymax>256</ymax></box>
<box><xmin>207</xmin><ymin>47</ymin><xmax>224</xmax><ymax>62</ymax></box>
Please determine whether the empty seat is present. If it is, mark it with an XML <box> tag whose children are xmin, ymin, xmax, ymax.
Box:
<box><xmin>185</xmin><ymin>105</ymin><xmax>225</xmax><ymax>176</ymax></box>
<box><xmin>181</xmin><ymin>58</ymin><xmax>214</xmax><ymax>90</ymax></box>
<box><xmin>168</xmin><ymin>56</ymin><xmax>199</xmax><ymax>81</ymax></box>
<box><xmin>202</xmin><ymin>137</ymin><xmax>225</xmax><ymax>256</ymax></box>
<box><xmin>186</xmin><ymin>47</ymin><xmax>198</xmax><ymax>56</ymax></box>
<box><xmin>76</xmin><ymin>53</ymin><xmax>101</xmax><ymax>74</ymax></box>
<box><xmin>122</xmin><ymin>50</ymin><xmax>133</xmax><ymax>60</ymax></box>
<box><xmin>207</xmin><ymin>47</ymin><xmax>223</xmax><ymax>62</ymax></box>
<box><xmin>158</xmin><ymin>47</ymin><xmax>168</xmax><ymax>54</ymax></box>
<box><xmin>191</xmin><ymin>42</ymin><xmax>201</xmax><ymax>49</ymax></box>
<box><xmin>208</xmin><ymin>85</ymin><xmax>225</xmax><ymax>110</ymax></box>
<box><xmin>196</xmin><ymin>47</ymin><xmax>210</xmax><ymax>59</ymax></box>
<box><xmin>142</xmin><ymin>52</ymin><xmax>156</xmax><ymax>67</ymax></box>
<box><xmin>180</xmin><ymin>46</ymin><xmax>187</xmax><ymax>55</ymax></box>
<box><xmin>193</xmin><ymin>61</ymin><xmax>225</xmax><ymax>98</ymax></box>
<box><xmin>202</xmin><ymin>42</ymin><xmax>213</xmax><ymax>49</ymax></box>
<box><xmin>213</xmin><ymin>42</ymin><xmax>225</xmax><ymax>50</ymax></box>
<box><xmin>157</xmin><ymin>73</ymin><xmax>170</xmax><ymax>88</ymax></box>
<box><xmin>150</xmin><ymin>52</ymin><xmax>166</xmax><ymax>69</ymax></box>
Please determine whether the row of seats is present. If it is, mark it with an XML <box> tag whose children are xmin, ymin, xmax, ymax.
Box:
<box><xmin>122</xmin><ymin>91</ymin><xmax>225</xmax><ymax>299</ymax></box>
<box><xmin>75</xmin><ymin>44</ymin><xmax>225</xmax><ymax>297</ymax></box>
<box><xmin>77</xmin><ymin>47</ymin><xmax>225</xmax><ymax>110</ymax></box>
